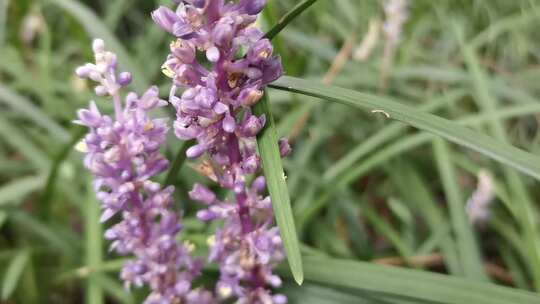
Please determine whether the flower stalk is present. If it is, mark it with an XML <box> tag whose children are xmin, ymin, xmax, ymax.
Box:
<box><xmin>153</xmin><ymin>0</ymin><xmax>288</xmax><ymax>302</ymax></box>
<box><xmin>75</xmin><ymin>39</ymin><xmax>212</xmax><ymax>304</ymax></box>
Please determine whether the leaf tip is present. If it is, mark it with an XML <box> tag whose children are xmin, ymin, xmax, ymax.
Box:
<box><xmin>292</xmin><ymin>270</ymin><xmax>304</xmax><ymax>286</ymax></box>
<box><xmin>290</xmin><ymin>259</ymin><xmax>304</xmax><ymax>285</ymax></box>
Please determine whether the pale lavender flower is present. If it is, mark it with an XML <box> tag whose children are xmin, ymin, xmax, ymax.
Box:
<box><xmin>154</xmin><ymin>0</ymin><xmax>287</xmax><ymax>302</ymax></box>
<box><xmin>466</xmin><ymin>170</ymin><xmax>495</xmax><ymax>225</ymax></box>
<box><xmin>75</xmin><ymin>39</ymin><xmax>211</xmax><ymax>304</ymax></box>
<box><xmin>353</xmin><ymin>18</ymin><xmax>381</xmax><ymax>62</ymax></box>
<box><xmin>382</xmin><ymin>0</ymin><xmax>408</xmax><ymax>46</ymax></box>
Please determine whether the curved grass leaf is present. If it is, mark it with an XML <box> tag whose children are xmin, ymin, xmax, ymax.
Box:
<box><xmin>323</xmin><ymin>90</ymin><xmax>466</xmax><ymax>181</ymax></box>
<box><xmin>0</xmin><ymin>119</ymin><xmax>50</xmax><ymax>171</ymax></box>
<box><xmin>1</xmin><ymin>250</ymin><xmax>29</xmax><ymax>300</ymax></box>
<box><xmin>41</xmin><ymin>127</ymin><xmax>86</xmax><ymax>218</ymax></box>
<box><xmin>0</xmin><ymin>176</ymin><xmax>45</xmax><ymax>207</ymax></box>
<box><xmin>85</xmin><ymin>186</ymin><xmax>104</xmax><ymax>304</ymax></box>
<box><xmin>164</xmin><ymin>140</ymin><xmax>192</xmax><ymax>187</ymax></box>
<box><xmin>253</xmin><ymin>0</ymin><xmax>322</xmax><ymax>284</ymax></box>
<box><xmin>456</xmin><ymin>25</ymin><xmax>540</xmax><ymax>290</ymax></box>
<box><xmin>270</xmin><ymin>76</ymin><xmax>540</xmax><ymax>181</ymax></box>
<box><xmin>0</xmin><ymin>212</ymin><xmax>6</xmax><ymax>229</ymax></box>
<box><xmin>432</xmin><ymin>138</ymin><xmax>487</xmax><ymax>281</ymax></box>
<box><xmin>283</xmin><ymin>283</ymin><xmax>399</xmax><ymax>304</ymax></box>
<box><xmin>95</xmin><ymin>274</ymin><xmax>134</xmax><ymax>304</ymax></box>
<box><xmin>254</xmin><ymin>93</ymin><xmax>303</xmax><ymax>284</ymax></box>
<box><xmin>389</xmin><ymin>163</ymin><xmax>461</xmax><ymax>275</ymax></box>
<box><xmin>264</xmin><ymin>0</ymin><xmax>320</xmax><ymax>40</ymax></box>
<box><xmin>0</xmin><ymin>85</ymin><xmax>70</xmax><ymax>142</ymax></box>
<box><xmin>299</xmin><ymin>256</ymin><xmax>540</xmax><ymax>304</ymax></box>
<box><xmin>298</xmin><ymin>102</ymin><xmax>540</xmax><ymax>230</ymax></box>
<box><xmin>0</xmin><ymin>0</ymin><xmax>6</xmax><ymax>47</ymax></box>
<box><xmin>10</xmin><ymin>211</ymin><xmax>75</xmax><ymax>256</ymax></box>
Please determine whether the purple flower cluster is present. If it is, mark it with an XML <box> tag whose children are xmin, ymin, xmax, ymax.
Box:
<box><xmin>153</xmin><ymin>0</ymin><xmax>287</xmax><ymax>303</ymax></box>
<box><xmin>75</xmin><ymin>39</ymin><xmax>212</xmax><ymax>304</ymax></box>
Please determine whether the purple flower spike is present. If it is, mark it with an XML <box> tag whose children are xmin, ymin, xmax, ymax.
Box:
<box><xmin>155</xmin><ymin>0</ymin><xmax>287</xmax><ymax>302</ymax></box>
<box><xmin>75</xmin><ymin>40</ymin><xmax>211</xmax><ymax>304</ymax></box>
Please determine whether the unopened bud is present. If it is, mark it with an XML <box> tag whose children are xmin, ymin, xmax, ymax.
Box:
<box><xmin>117</xmin><ymin>72</ymin><xmax>132</xmax><ymax>86</ymax></box>
<box><xmin>92</xmin><ymin>39</ymin><xmax>105</xmax><ymax>53</ymax></box>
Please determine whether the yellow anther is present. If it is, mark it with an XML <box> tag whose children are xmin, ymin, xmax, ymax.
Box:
<box><xmin>184</xmin><ymin>241</ymin><xmax>196</xmax><ymax>253</ymax></box>
<box><xmin>207</xmin><ymin>235</ymin><xmax>216</xmax><ymax>247</ymax></box>
<box><xmin>75</xmin><ymin>140</ymin><xmax>88</xmax><ymax>153</ymax></box>
<box><xmin>143</xmin><ymin>121</ymin><xmax>154</xmax><ymax>131</ymax></box>
<box><xmin>228</xmin><ymin>73</ymin><xmax>240</xmax><ymax>88</ymax></box>
<box><xmin>161</xmin><ymin>64</ymin><xmax>175</xmax><ymax>79</ymax></box>
<box><xmin>170</xmin><ymin>39</ymin><xmax>182</xmax><ymax>50</ymax></box>
<box><xmin>259</xmin><ymin>50</ymin><xmax>270</xmax><ymax>59</ymax></box>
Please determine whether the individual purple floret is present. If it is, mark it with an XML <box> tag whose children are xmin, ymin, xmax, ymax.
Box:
<box><xmin>153</xmin><ymin>1</ymin><xmax>288</xmax><ymax>303</ymax></box>
<box><xmin>75</xmin><ymin>39</ymin><xmax>212</xmax><ymax>304</ymax></box>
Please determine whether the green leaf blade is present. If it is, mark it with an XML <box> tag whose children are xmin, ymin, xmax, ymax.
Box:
<box><xmin>254</xmin><ymin>93</ymin><xmax>303</xmax><ymax>285</ymax></box>
<box><xmin>300</xmin><ymin>256</ymin><xmax>540</xmax><ymax>304</ymax></box>
<box><xmin>270</xmin><ymin>76</ymin><xmax>540</xmax><ymax>181</ymax></box>
<box><xmin>432</xmin><ymin>138</ymin><xmax>487</xmax><ymax>281</ymax></box>
<box><xmin>0</xmin><ymin>176</ymin><xmax>45</xmax><ymax>207</ymax></box>
<box><xmin>264</xmin><ymin>0</ymin><xmax>320</xmax><ymax>40</ymax></box>
<box><xmin>0</xmin><ymin>85</ymin><xmax>70</xmax><ymax>143</ymax></box>
<box><xmin>1</xmin><ymin>250</ymin><xmax>30</xmax><ymax>300</ymax></box>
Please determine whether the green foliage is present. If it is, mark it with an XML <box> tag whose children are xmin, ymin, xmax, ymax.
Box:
<box><xmin>1</xmin><ymin>0</ymin><xmax>540</xmax><ymax>303</ymax></box>
<box><xmin>254</xmin><ymin>93</ymin><xmax>303</xmax><ymax>285</ymax></box>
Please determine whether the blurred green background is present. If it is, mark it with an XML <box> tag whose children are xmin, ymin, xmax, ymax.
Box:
<box><xmin>1</xmin><ymin>0</ymin><xmax>540</xmax><ymax>303</ymax></box>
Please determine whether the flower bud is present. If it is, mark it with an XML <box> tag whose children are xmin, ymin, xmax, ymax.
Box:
<box><xmin>186</xmin><ymin>144</ymin><xmax>206</xmax><ymax>158</ymax></box>
<box><xmin>222</xmin><ymin>114</ymin><xmax>236</xmax><ymax>133</ymax></box>
<box><xmin>117</xmin><ymin>72</ymin><xmax>132</xmax><ymax>86</ymax></box>
<box><xmin>189</xmin><ymin>183</ymin><xmax>216</xmax><ymax>204</ymax></box>
<box><xmin>92</xmin><ymin>39</ymin><xmax>105</xmax><ymax>53</ymax></box>
<box><xmin>75</xmin><ymin>65</ymin><xmax>91</xmax><ymax>78</ymax></box>
<box><xmin>252</xmin><ymin>176</ymin><xmax>266</xmax><ymax>192</ymax></box>
<box><xmin>279</xmin><ymin>138</ymin><xmax>291</xmax><ymax>157</ymax></box>
<box><xmin>238</xmin><ymin>87</ymin><xmax>263</xmax><ymax>107</ymax></box>
<box><xmin>241</xmin><ymin>114</ymin><xmax>265</xmax><ymax>137</ymax></box>
<box><xmin>206</xmin><ymin>46</ymin><xmax>220</xmax><ymax>62</ymax></box>
<box><xmin>151</xmin><ymin>6</ymin><xmax>179</xmax><ymax>33</ymax></box>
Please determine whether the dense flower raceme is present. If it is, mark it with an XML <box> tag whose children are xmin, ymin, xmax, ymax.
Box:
<box><xmin>153</xmin><ymin>0</ymin><xmax>288</xmax><ymax>303</ymax></box>
<box><xmin>74</xmin><ymin>39</ymin><xmax>213</xmax><ymax>304</ymax></box>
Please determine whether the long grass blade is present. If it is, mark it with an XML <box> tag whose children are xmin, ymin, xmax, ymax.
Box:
<box><xmin>85</xmin><ymin>185</ymin><xmax>103</xmax><ymax>304</ymax></box>
<box><xmin>164</xmin><ymin>140</ymin><xmax>192</xmax><ymax>187</ymax></box>
<box><xmin>0</xmin><ymin>176</ymin><xmax>45</xmax><ymax>207</ymax></box>
<box><xmin>323</xmin><ymin>90</ymin><xmax>466</xmax><ymax>181</ymax></box>
<box><xmin>0</xmin><ymin>85</ymin><xmax>70</xmax><ymax>142</ymax></box>
<box><xmin>389</xmin><ymin>163</ymin><xmax>461</xmax><ymax>275</ymax></box>
<box><xmin>298</xmin><ymin>256</ymin><xmax>540</xmax><ymax>304</ymax></box>
<box><xmin>0</xmin><ymin>0</ymin><xmax>6</xmax><ymax>47</ymax></box>
<box><xmin>432</xmin><ymin>138</ymin><xmax>487</xmax><ymax>280</ymax></box>
<box><xmin>254</xmin><ymin>93</ymin><xmax>303</xmax><ymax>284</ymax></box>
<box><xmin>300</xmin><ymin>102</ymin><xmax>540</xmax><ymax>231</ymax></box>
<box><xmin>456</xmin><ymin>25</ymin><xmax>540</xmax><ymax>289</ymax></box>
<box><xmin>264</xmin><ymin>0</ymin><xmax>320</xmax><ymax>40</ymax></box>
<box><xmin>41</xmin><ymin>127</ymin><xmax>86</xmax><ymax>218</ymax></box>
<box><xmin>0</xmin><ymin>119</ymin><xmax>50</xmax><ymax>171</ymax></box>
<box><xmin>270</xmin><ymin>76</ymin><xmax>540</xmax><ymax>181</ymax></box>
<box><xmin>1</xmin><ymin>250</ymin><xmax>29</xmax><ymax>301</ymax></box>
